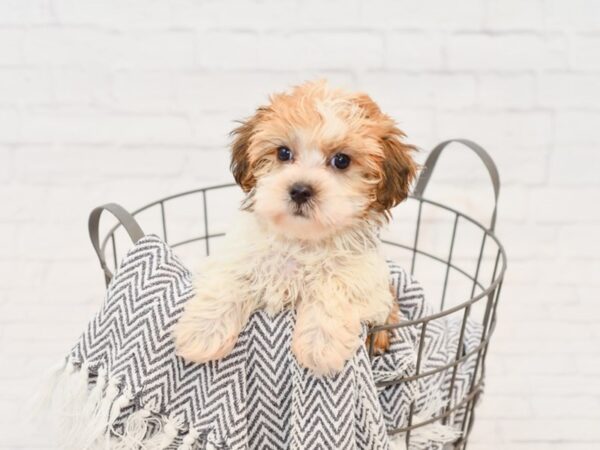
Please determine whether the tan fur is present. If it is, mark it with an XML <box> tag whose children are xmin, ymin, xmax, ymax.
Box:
<box><xmin>174</xmin><ymin>80</ymin><xmax>416</xmax><ymax>376</ymax></box>
<box><xmin>366</xmin><ymin>299</ymin><xmax>400</xmax><ymax>355</ymax></box>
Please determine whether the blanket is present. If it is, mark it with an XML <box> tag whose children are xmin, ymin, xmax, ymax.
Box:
<box><xmin>39</xmin><ymin>234</ymin><xmax>482</xmax><ymax>450</ymax></box>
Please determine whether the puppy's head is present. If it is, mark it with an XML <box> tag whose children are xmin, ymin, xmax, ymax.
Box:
<box><xmin>231</xmin><ymin>80</ymin><xmax>417</xmax><ymax>241</ymax></box>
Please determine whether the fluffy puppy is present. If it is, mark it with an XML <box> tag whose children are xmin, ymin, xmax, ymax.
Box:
<box><xmin>173</xmin><ymin>80</ymin><xmax>417</xmax><ymax>376</ymax></box>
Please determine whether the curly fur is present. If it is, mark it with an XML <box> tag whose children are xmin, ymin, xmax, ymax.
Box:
<box><xmin>173</xmin><ymin>80</ymin><xmax>417</xmax><ymax>376</ymax></box>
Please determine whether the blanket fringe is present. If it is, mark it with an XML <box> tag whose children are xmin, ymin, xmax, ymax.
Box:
<box><xmin>77</xmin><ymin>375</ymin><xmax>124</xmax><ymax>449</ymax></box>
<box><xmin>178</xmin><ymin>427</ymin><xmax>200</xmax><ymax>450</ymax></box>
<box><xmin>35</xmin><ymin>358</ymin><xmax>196</xmax><ymax>450</ymax></box>
<box><xmin>57</xmin><ymin>359</ymin><xmax>92</xmax><ymax>447</ymax></box>
<box><xmin>37</xmin><ymin>356</ymin><xmax>458</xmax><ymax>450</ymax></box>
<box><xmin>110</xmin><ymin>404</ymin><xmax>158</xmax><ymax>450</ymax></box>
<box><xmin>143</xmin><ymin>415</ymin><xmax>182</xmax><ymax>449</ymax></box>
<box><xmin>27</xmin><ymin>358</ymin><xmax>69</xmax><ymax>425</ymax></box>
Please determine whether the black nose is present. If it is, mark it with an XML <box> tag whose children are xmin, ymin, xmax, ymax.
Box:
<box><xmin>289</xmin><ymin>183</ymin><xmax>313</xmax><ymax>205</ymax></box>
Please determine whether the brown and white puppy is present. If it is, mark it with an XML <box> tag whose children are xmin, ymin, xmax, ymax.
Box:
<box><xmin>173</xmin><ymin>80</ymin><xmax>417</xmax><ymax>376</ymax></box>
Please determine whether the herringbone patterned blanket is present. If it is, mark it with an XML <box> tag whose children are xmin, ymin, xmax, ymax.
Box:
<box><xmin>42</xmin><ymin>235</ymin><xmax>481</xmax><ymax>449</ymax></box>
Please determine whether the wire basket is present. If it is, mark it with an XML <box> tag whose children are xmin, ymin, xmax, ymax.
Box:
<box><xmin>93</xmin><ymin>139</ymin><xmax>506</xmax><ymax>450</ymax></box>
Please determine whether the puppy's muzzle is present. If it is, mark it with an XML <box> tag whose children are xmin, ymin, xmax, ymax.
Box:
<box><xmin>289</xmin><ymin>183</ymin><xmax>313</xmax><ymax>205</ymax></box>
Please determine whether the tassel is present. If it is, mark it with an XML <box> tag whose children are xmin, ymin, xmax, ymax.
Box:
<box><xmin>79</xmin><ymin>377</ymin><xmax>123</xmax><ymax>449</ymax></box>
<box><xmin>62</xmin><ymin>361</ymin><xmax>92</xmax><ymax>444</ymax></box>
<box><xmin>66</xmin><ymin>367</ymin><xmax>107</xmax><ymax>449</ymax></box>
<box><xmin>27</xmin><ymin>358</ymin><xmax>69</xmax><ymax>425</ymax></box>
<box><xmin>97</xmin><ymin>377</ymin><xmax>122</xmax><ymax>423</ymax></box>
<box><xmin>144</xmin><ymin>415</ymin><xmax>182</xmax><ymax>450</ymax></box>
<box><xmin>82</xmin><ymin>366</ymin><xmax>107</xmax><ymax>419</ymax></box>
<box><xmin>53</xmin><ymin>359</ymin><xmax>91</xmax><ymax>448</ymax></box>
<box><xmin>94</xmin><ymin>384</ymin><xmax>133</xmax><ymax>450</ymax></box>
<box><xmin>105</xmin><ymin>389</ymin><xmax>153</xmax><ymax>450</ymax></box>
<box><xmin>108</xmin><ymin>386</ymin><xmax>133</xmax><ymax>424</ymax></box>
<box><xmin>115</xmin><ymin>407</ymin><xmax>153</xmax><ymax>448</ymax></box>
<box><xmin>178</xmin><ymin>427</ymin><xmax>200</xmax><ymax>450</ymax></box>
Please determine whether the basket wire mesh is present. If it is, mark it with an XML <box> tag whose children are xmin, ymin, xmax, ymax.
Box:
<box><xmin>94</xmin><ymin>140</ymin><xmax>507</xmax><ymax>450</ymax></box>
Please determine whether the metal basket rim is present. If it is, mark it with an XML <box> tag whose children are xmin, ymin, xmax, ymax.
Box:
<box><xmin>99</xmin><ymin>183</ymin><xmax>507</xmax><ymax>311</ymax></box>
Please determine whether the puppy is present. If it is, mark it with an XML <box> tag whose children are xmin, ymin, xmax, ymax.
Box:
<box><xmin>173</xmin><ymin>80</ymin><xmax>417</xmax><ymax>376</ymax></box>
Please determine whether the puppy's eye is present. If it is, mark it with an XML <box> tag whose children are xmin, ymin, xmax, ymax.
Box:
<box><xmin>331</xmin><ymin>153</ymin><xmax>351</xmax><ymax>170</ymax></box>
<box><xmin>277</xmin><ymin>146</ymin><xmax>293</xmax><ymax>162</ymax></box>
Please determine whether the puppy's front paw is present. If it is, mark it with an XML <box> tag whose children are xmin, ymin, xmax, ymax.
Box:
<box><xmin>365</xmin><ymin>300</ymin><xmax>400</xmax><ymax>355</ymax></box>
<box><xmin>173</xmin><ymin>295</ymin><xmax>240</xmax><ymax>364</ymax></box>
<box><xmin>366</xmin><ymin>329</ymin><xmax>392</xmax><ymax>355</ymax></box>
<box><xmin>292</xmin><ymin>321</ymin><xmax>361</xmax><ymax>377</ymax></box>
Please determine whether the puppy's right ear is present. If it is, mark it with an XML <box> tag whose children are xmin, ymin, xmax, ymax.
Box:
<box><xmin>230</xmin><ymin>107</ymin><xmax>269</xmax><ymax>192</ymax></box>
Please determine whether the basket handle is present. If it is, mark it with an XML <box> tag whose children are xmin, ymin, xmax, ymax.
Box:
<box><xmin>89</xmin><ymin>203</ymin><xmax>145</xmax><ymax>285</ymax></box>
<box><xmin>413</xmin><ymin>139</ymin><xmax>500</xmax><ymax>231</ymax></box>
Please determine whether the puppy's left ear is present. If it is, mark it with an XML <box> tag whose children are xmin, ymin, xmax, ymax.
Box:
<box><xmin>375</xmin><ymin>129</ymin><xmax>418</xmax><ymax>211</ymax></box>
<box><xmin>352</xmin><ymin>93</ymin><xmax>418</xmax><ymax>211</ymax></box>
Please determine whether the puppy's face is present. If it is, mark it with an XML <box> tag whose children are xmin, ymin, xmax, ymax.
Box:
<box><xmin>231</xmin><ymin>81</ymin><xmax>417</xmax><ymax>241</ymax></box>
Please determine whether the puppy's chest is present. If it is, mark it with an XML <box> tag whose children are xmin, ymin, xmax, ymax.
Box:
<box><xmin>282</xmin><ymin>257</ymin><xmax>301</xmax><ymax>277</ymax></box>
<box><xmin>256</xmin><ymin>253</ymin><xmax>317</xmax><ymax>312</ymax></box>
<box><xmin>254</xmin><ymin>249</ymin><xmax>314</xmax><ymax>288</ymax></box>
<box><xmin>252</xmin><ymin>245</ymin><xmax>377</xmax><ymax>312</ymax></box>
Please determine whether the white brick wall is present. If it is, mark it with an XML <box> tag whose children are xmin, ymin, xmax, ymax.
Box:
<box><xmin>0</xmin><ymin>1</ymin><xmax>599</xmax><ymax>448</ymax></box>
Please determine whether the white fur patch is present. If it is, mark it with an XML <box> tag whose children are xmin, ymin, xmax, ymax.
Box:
<box><xmin>174</xmin><ymin>211</ymin><xmax>394</xmax><ymax>375</ymax></box>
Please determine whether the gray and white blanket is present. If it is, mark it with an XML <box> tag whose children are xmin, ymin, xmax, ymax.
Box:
<box><xmin>40</xmin><ymin>235</ymin><xmax>482</xmax><ymax>450</ymax></box>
